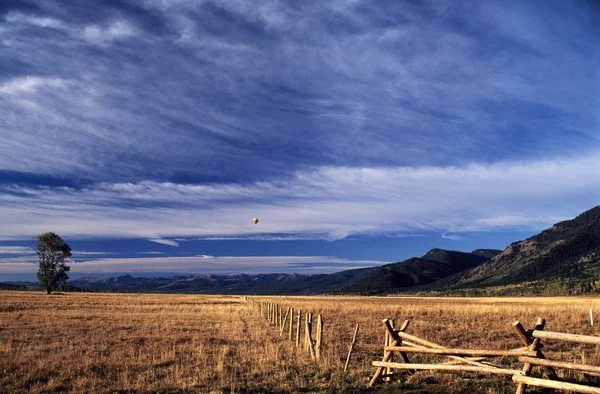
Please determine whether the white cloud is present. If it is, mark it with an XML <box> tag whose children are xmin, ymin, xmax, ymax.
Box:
<box><xmin>0</xmin><ymin>254</ymin><xmax>387</xmax><ymax>275</ymax></box>
<box><xmin>72</xmin><ymin>251</ymin><xmax>116</xmax><ymax>255</ymax></box>
<box><xmin>0</xmin><ymin>246</ymin><xmax>35</xmax><ymax>254</ymax></box>
<box><xmin>0</xmin><ymin>0</ymin><xmax>596</xmax><ymax>186</ymax></box>
<box><xmin>0</xmin><ymin>153</ymin><xmax>598</xmax><ymax>241</ymax></box>
<box><xmin>0</xmin><ymin>76</ymin><xmax>66</xmax><ymax>95</ymax></box>
<box><xmin>82</xmin><ymin>20</ymin><xmax>137</xmax><ymax>43</ymax></box>
<box><xmin>147</xmin><ymin>238</ymin><xmax>179</xmax><ymax>247</ymax></box>
<box><xmin>0</xmin><ymin>0</ymin><xmax>598</xmax><ymax>252</ymax></box>
<box><xmin>175</xmin><ymin>233</ymin><xmax>334</xmax><ymax>241</ymax></box>
<box><xmin>441</xmin><ymin>234</ymin><xmax>467</xmax><ymax>242</ymax></box>
<box><xmin>5</xmin><ymin>12</ymin><xmax>65</xmax><ymax>29</ymax></box>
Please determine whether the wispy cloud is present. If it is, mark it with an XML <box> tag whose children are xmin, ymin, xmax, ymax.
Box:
<box><xmin>4</xmin><ymin>12</ymin><xmax>65</xmax><ymax>30</ymax></box>
<box><xmin>0</xmin><ymin>153</ymin><xmax>598</xmax><ymax>241</ymax></box>
<box><xmin>72</xmin><ymin>251</ymin><xmax>117</xmax><ymax>256</ymax></box>
<box><xmin>175</xmin><ymin>233</ymin><xmax>336</xmax><ymax>242</ymax></box>
<box><xmin>0</xmin><ymin>76</ymin><xmax>67</xmax><ymax>94</ymax></box>
<box><xmin>441</xmin><ymin>233</ymin><xmax>467</xmax><ymax>242</ymax></box>
<box><xmin>0</xmin><ymin>0</ymin><xmax>599</xmax><ymax>275</ymax></box>
<box><xmin>0</xmin><ymin>246</ymin><xmax>35</xmax><ymax>254</ymax></box>
<box><xmin>0</xmin><ymin>254</ymin><xmax>387</xmax><ymax>275</ymax></box>
<box><xmin>0</xmin><ymin>1</ymin><xmax>598</xmax><ymax>186</ymax></box>
<box><xmin>82</xmin><ymin>20</ymin><xmax>137</xmax><ymax>43</ymax></box>
<box><xmin>147</xmin><ymin>238</ymin><xmax>179</xmax><ymax>247</ymax></box>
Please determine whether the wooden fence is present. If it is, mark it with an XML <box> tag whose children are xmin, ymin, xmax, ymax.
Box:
<box><xmin>370</xmin><ymin>318</ymin><xmax>600</xmax><ymax>393</ymax></box>
<box><xmin>250</xmin><ymin>300</ymin><xmax>324</xmax><ymax>361</ymax></box>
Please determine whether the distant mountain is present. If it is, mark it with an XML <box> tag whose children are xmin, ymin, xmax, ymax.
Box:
<box><xmin>339</xmin><ymin>248</ymin><xmax>498</xmax><ymax>294</ymax></box>
<box><xmin>4</xmin><ymin>248</ymin><xmax>502</xmax><ymax>295</ymax></box>
<box><xmin>0</xmin><ymin>281</ymin><xmax>38</xmax><ymax>290</ymax></box>
<box><xmin>0</xmin><ymin>282</ymin><xmax>27</xmax><ymax>290</ymax></box>
<box><xmin>68</xmin><ymin>267</ymin><xmax>377</xmax><ymax>294</ymax></box>
<box><xmin>440</xmin><ymin>206</ymin><xmax>600</xmax><ymax>294</ymax></box>
<box><xmin>7</xmin><ymin>206</ymin><xmax>599</xmax><ymax>296</ymax></box>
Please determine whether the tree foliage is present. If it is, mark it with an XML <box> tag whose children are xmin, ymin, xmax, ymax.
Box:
<box><xmin>36</xmin><ymin>232</ymin><xmax>72</xmax><ymax>294</ymax></box>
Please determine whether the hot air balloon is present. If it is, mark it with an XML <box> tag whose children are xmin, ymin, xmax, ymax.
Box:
<box><xmin>253</xmin><ymin>217</ymin><xmax>259</xmax><ymax>224</ymax></box>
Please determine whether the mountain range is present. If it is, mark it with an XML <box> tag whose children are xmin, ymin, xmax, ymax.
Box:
<box><xmin>3</xmin><ymin>206</ymin><xmax>599</xmax><ymax>296</ymax></box>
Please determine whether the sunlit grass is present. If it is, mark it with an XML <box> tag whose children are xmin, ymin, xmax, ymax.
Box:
<box><xmin>1</xmin><ymin>291</ymin><xmax>599</xmax><ymax>393</ymax></box>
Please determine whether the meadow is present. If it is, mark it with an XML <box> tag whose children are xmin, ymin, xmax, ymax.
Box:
<box><xmin>1</xmin><ymin>291</ymin><xmax>600</xmax><ymax>393</ymax></box>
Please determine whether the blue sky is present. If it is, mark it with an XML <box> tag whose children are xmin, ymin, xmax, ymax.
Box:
<box><xmin>0</xmin><ymin>0</ymin><xmax>599</xmax><ymax>281</ymax></box>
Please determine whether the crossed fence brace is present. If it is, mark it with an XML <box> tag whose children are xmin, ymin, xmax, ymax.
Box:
<box><xmin>370</xmin><ymin>318</ymin><xmax>600</xmax><ymax>394</ymax></box>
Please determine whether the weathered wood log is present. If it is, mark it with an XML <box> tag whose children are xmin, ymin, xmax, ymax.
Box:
<box><xmin>516</xmin><ymin>318</ymin><xmax>545</xmax><ymax>394</ymax></box>
<box><xmin>372</xmin><ymin>361</ymin><xmax>520</xmax><ymax>375</ymax></box>
<box><xmin>442</xmin><ymin>357</ymin><xmax>491</xmax><ymax>365</ymax></box>
<box><xmin>512</xmin><ymin>321</ymin><xmax>532</xmax><ymax>346</ymax></box>
<box><xmin>532</xmin><ymin>331</ymin><xmax>600</xmax><ymax>345</ymax></box>
<box><xmin>519</xmin><ymin>356</ymin><xmax>600</xmax><ymax>375</ymax></box>
<box><xmin>514</xmin><ymin>317</ymin><xmax>558</xmax><ymax>394</ymax></box>
<box><xmin>384</xmin><ymin>346</ymin><xmax>537</xmax><ymax>357</ymax></box>
<box><xmin>396</xmin><ymin>331</ymin><xmax>449</xmax><ymax>349</ymax></box>
<box><xmin>512</xmin><ymin>374</ymin><xmax>600</xmax><ymax>394</ymax></box>
<box><xmin>399</xmin><ymin>335</ymin><xmax>499</xmax><ymax>368</ymax></box>
<box><xmin>384</xmin><ymin>319</ymin><xmax>395</xmax><ymax>382</ymax></box>
<box><xmin>344</xmin><ymin>323</ymin><xmax>359</xmax><ymax>372</ymax></box>
<box><xmin>368</xmin><ymin>319</ymin><xmax>403</xmax><ymax>387</ymax></box>
<box><xmin>385</xmin><ymin>319</ymin><xmax>410</xmax><ymax>364</ymax></box>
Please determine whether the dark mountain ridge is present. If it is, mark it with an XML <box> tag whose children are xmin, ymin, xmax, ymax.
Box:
<box><xmin>339</xmin><ymin>248</ymin><xmax>499</xmax><ymax>294</ymax></box>
<box><xmin>436</xmin><ymin>206</ymin><xmax>600</xmax><ymax>294</ymax></box>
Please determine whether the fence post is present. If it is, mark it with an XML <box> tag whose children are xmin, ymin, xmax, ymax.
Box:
<box><xmin>385</xmin><ymin>319</ymin><xmax>395</xmax><ymax>381</ymax></box>
<box><xmin>305</xmin><ymin>313</ymin><xmax>311</xmax><ymax>351</ymax></box>
<box><xmin>306</xmin><ymin>314</ymin><xmax>316</xmax><ymax>359</ymax></box>
<box><xmin>281</xmin><ymin>307</ymin><xmax>291</xmax><ymax>336</ymax></box>
<box><xmin>515</xmin><ymin>318</ymin><xmax>553</xmax><ymax>394</ymax></box>
<box><xmin>296</xmin><ymin>309</ymin><xmax>301</xmax><ymax>347</ymax></box>
<box><xmin>279</xmin><ymin>305</ymin><xmax>283</xmax><ymax>328</ymax></box>
<box><xmin>288</xmin><ymin>306</ymin><xmax>294</xmax><ymax>341</ymax></box>
<box><xmin>316</xmin><ymin>314</ymin><xmax>323</xmax><ymax>360</ymax></box>
<box><xmin>369</xmin><ymin>319</ymin><xmax>409</xmax><ymax>387</ymax></box>
<box><xmin>344</xmin><ymin>324</ymin><xmax>360</xmax><ymax>372</ymax></box>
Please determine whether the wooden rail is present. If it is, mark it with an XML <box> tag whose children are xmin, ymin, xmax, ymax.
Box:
<box><xmin>513</xmin><ymin>375</ymin><xmax>600</xmax><ymax>394</ymax></box>
<box><xmin>531</xmin><ymin>330</ymin><xmax>600</xmax><ymax>345</ymax></box>
<box><xmin>369</xmin><ymin>317</ymin><xmax>600</xmax><ymax>393</ymax></box>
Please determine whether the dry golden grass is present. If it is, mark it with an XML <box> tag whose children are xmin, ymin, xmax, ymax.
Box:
<box><xmin>2</xmin><ymin>291</ymin><xmax>600</xmax><ymax>393</ymax></box>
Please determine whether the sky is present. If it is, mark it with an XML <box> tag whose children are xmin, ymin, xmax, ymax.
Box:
<box><xmin>0</xmin><ymin>0</ymin><xmax>599</xmax><ymax>281</ymax></box>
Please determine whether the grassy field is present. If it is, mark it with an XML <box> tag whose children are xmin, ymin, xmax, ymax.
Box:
<box><xmin>1</xmin><ymin>291</ymin><xmax>600</xmax><ymax>393</ymax></box>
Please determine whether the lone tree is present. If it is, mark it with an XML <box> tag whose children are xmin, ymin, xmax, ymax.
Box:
<box><xmin>36</xmin><ymin>232</ymin><xmax>72</xmax><ymax>294</ymax></box>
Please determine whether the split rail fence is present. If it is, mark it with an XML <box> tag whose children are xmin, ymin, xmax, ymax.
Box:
<box><xmin>250</xmin><ymin>300</ymin><xmax>324</xmax><ymax>361</ymax></box>
<box><xmin>370</xmin><ymin>317</ymin><xmax>600</xmax><ymax>393</ymax></box>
